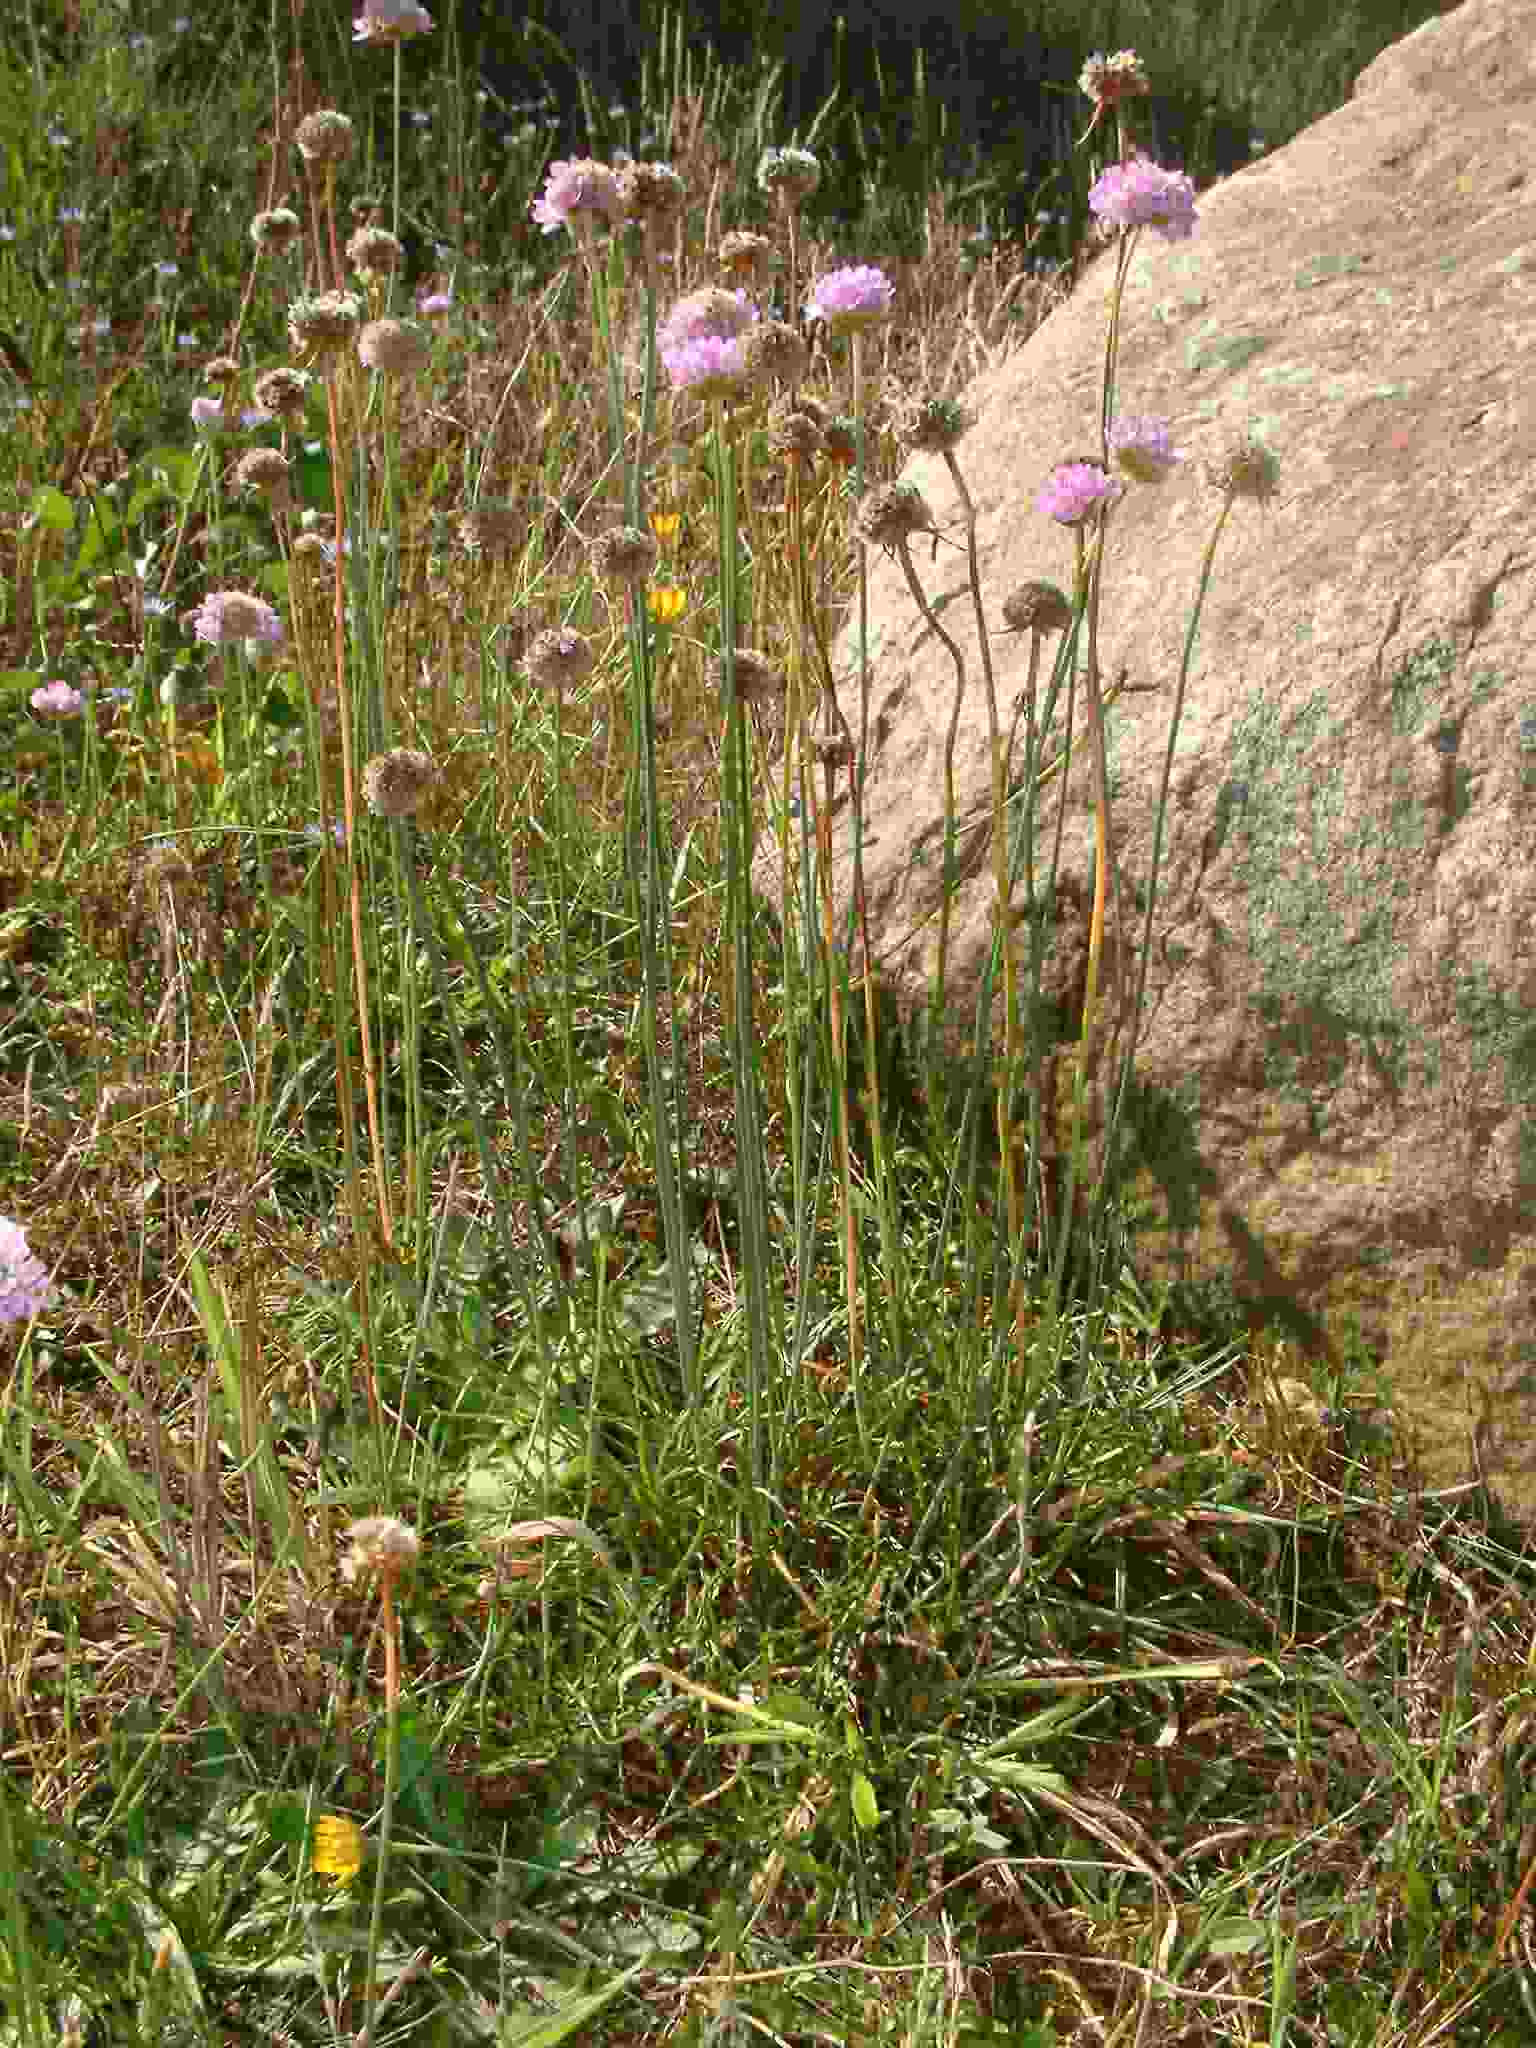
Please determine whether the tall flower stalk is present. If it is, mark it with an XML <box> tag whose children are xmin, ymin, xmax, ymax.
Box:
<box><xmin>1045</xmin><ymin>60</ymin><xmax>1200</xmax><ymax>1247</ymax></box>
<box><xmin>341</xmin><ymin>1515</ymin><xmax>420</xmax><ymax>2044</ymax></box>
<box><xmin>538</xmin><ymin>158</ymin><xmax>704</xmax><ymax>1407</ymax></box>
<box><xmin>711</xmin><ymin>399</ymin><xmax>778</xmax><ymax>1503</ymax></box>
<box><xmin>804</xmin><ymin>263</ymin><xmax>897</xmax><ymax>1434</ymax></box>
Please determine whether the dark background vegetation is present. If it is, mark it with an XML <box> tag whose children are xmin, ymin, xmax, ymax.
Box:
<box><xmin>92</xmin><ymin>0</ymin><xmax>1456</xmax><ymax>256</ymax></box>
<box><xmin>449</xmin><ymin>0</ymin><xmax>1455</xmax><ymax>238</ymax></box>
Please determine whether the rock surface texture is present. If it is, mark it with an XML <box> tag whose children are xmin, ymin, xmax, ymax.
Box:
<box><xmin>811</xmin><ymin>0</ymin><xmax>1536</xmax><ymax>1503</ymax></box>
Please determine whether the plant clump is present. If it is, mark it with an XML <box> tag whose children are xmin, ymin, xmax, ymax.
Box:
<box><xmin>525</xmin><ymin>626</ymin><xmax>597</xmax><ymax>692</ymax></box>
<box><xmin>1001</xmin><ymin>580</ymin><xmax>1074</xmax><ymax>635</ymax></box>
<box><xmin>757</xmin><ymin>145</ymin><xmax>820</xmax><ymax>209</ymax></box>
<box><xmin>347</xmin><ymin>225</ymin><xmax>405</xmax><ymax>278</ymax></box>
<box><xmin>854</xmin><ymin>480</ymin><xmax>938</xmax><ymax>552</ymax></box>
<box><xmin>253</xmin><ymin>366</ymin><xmax>309</xmax><ymax>419</ymax></box>
<box><xmin>358</xmin><ymin>318</ymin><xmax>431</xmax><ymax>377</ymax></box>
<box><xmin>250</xmin><ymin>205</ymin><xmax>303</xmax><ymax>252</ymax></box>
<box><xmin>294</xmin><ymin>109</ymin><xmax>355</xmax><ymax>168</ymax></box>
<box><xmin>456</xmin><ymin>498</ymin><xmax>521</xmax><ymax>554</ymax></box>
<box><xmin>361</xmin><ymin>748</ymin><xmax>437</xmax><ymax>818</ymax></box>
<box><xmin>233</xmin><ymin>447</ymin><xmax>292</xmax><ymax>509</ymax></box>
<box><xmin>590</xmin><ymin>524</ymin><xmax>659</xmax><ymax>589</ymax></box>
<box><xmin>288</xmin><ymin>290</ymin><xmax>363</xmax><ymax>364</ymax></box>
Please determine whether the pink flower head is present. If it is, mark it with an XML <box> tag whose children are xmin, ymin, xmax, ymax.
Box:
<box><xmin>353</xmin><ymin>0</ymin><xmax>433</xmax><ymax>41</ymax></box>
<box><xmin>190</xmin><ymin>395</ymin><xmax>225</xmax><ymax>434</ymax></box>
<box><xmin>530</xmin><ymin>158</ymin><xmax>624</xmax><ymax>238</ymax></box>
<box><xmin>30</xmin><ymin>679</ymin><xmax>84</xmax><ymax>717</ymax></box>
<box><xmin>805</xmin><ymin>265</ymin><xmax>894</xmax><ymax>334</ymax></box>
<box><xmin>657</xmin><ymin>287</ymin><xmax>755</xmax><ymax>349</ymax></box>
<box><xmin>1107</xmin><ymin>415</ymin><xmax>1182</xmax><ymax>485</ymax></box>
<box><xmin>1035</xmin><ymin>461</ymin><xmax>1124</xmax><ymax>527</ymax></box>
<box><xmin>0</xmin><ymin>1217</ymin><xmax>53</xmax><ymax>1325</ymax></box>
<box><xmin>189</xmin><ymin>590</ymin><xmax>285</xmax><ymax>646</ymax></box>
<box><xmin>660</xmin><ymin>331</ymin><xmax>751</xmax><ymax>399</ymax></box>
<box><xmin>418</xmin><ymin>290</ymin><xmax>453</xmax><ymax>318</ymax></box>
<box><xmin>1088</xmin><ymin>154</ymin><xmax>1198</xmax><ymax>241</ymax></box>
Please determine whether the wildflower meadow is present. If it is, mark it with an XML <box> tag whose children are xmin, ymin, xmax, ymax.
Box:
<box><xmin>2</xmin><ymin>0</ymin><xmax>1533</xmax><ymax>2042</ymax></box>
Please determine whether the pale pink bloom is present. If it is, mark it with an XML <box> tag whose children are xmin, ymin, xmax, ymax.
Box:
<box><xmin>660</xmin><ymin>331</ymin><xmax>750</xmax><ymax>397</ymax></box>
<box><xmin>1088</xmin><ymin>154</ymin><xmax>1198</xmax><ymax>240</ymax></box>
<box><xmin>190</xmin><ymin>395</ymin><xmax>225</xmax><ymax>434</ymax></box>
<box><xmin>804</xmin><ymin>265</ymin><xmax>894</xmax><ymax>333</ymax></box>
<box><xmin>0</xmin><ymin>1217</ymin><xmax>53</xmax><ymax>1324</ymax></box>
<box><xmin>530</xmin><ymin>159</ymin><xmax>624</xmax><ymax>237</ymax></box>
<box><xmin>1035</xmin><ymin>461</ymin><xmax>1124</xmax><ymax>526</ymax></box>
<box><xmin>353</xmin><ymin>0</ymin><xmax>433</xmax><ymax>41</ymax></box>
<box><xmin>657</xmin><ymin>286</ymin><xmax>755</xmax><ymax>349</ymax></box>
<box><xmin>1107</xmin><ymin>415</ymin><xmax>1182</xmax><ymax>484</ymax></box>
<box><xmin>30</xmin><ymin>680</ymin><xmax>84</xmax><ymax>716</ymax></box>
<box><xmin>189</xmin><ymin>590</ymin><xmax>285</xmax><ymax>646</ymax></box>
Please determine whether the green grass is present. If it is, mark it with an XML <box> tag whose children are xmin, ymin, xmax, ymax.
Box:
<box><xmin>2</xmin><ymin>0</ymin><xmax>1534</xmax><ymax>2043</ymax></box>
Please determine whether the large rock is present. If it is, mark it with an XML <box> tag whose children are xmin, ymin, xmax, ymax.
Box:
<box><xmin>813</xmin><ymin>0</ymin><xmax>1536</xmax><ymax>1502</ymax></box>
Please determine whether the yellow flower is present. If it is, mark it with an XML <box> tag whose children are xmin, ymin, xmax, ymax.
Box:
<box><xmin>650</xmin><ymin>511</ymin><xmax>681</xmax><ymax>546</ymax></box>
<box><xmin>647</xmin><ymin>584</ymin><xmax>687</xmax><ymax>625</ymax></box>
<box><xmin>312</xmin><ymin>1814</ymin><xmax>365</xmax><ymax>1885</ymax></box>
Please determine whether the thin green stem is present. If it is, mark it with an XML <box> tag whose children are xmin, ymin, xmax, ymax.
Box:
<box><xmin>848</xmin><ymin>328</ymin><xmax>901</xmax><ymax>1357</ymax></box>
<box><xmin>945</xmin><ymin>442</ymin><xmax>1021</xmax><ymax>1298</ymax></box>
<box><xmin>362</xmin><ymin>1573</ymin><xmax>402</xmax><ymax>2042</ymax></box>
<box><xmin>390</xmin><ymin>40</ymin><xmax>402</xmax><ymax>247</ymax></box>
<box><xmin>1090</xmin><ymin>495</ymin><xmax>1235</xmax><ymax>1248</ymax></box>
<box><xmin>713</xmin><ymin>395</ymin><xmax>776</xmax><ymax>1501</ymax></box>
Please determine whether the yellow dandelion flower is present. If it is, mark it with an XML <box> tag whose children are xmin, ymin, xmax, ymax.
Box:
<box><xmin>312</xmin><ymin>1814</ymin><xmax>365</xmax><ymax>1885</ymax></box>
<box><xmin>650</xmin><ymin>511</ymin><xmax>681</xmax><ymax>546</ymax></box>
<box><xmin>647</xmin><ymin>584</ymin><xmax>687</xmax><ymax>625</ymax></box>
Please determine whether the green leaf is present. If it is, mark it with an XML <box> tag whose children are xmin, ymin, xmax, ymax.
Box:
<box><xmin>140</xmin><ymin>444</ymin><xmax>202</xmax><ymax>498</ymax></box>
<box><xmin>850</xmin><ymin>1770</ymin><xmax>882</xmax><ymax>1830</ymax></box>
<box><xmin>1294</xmin><ymin>251</ymin><xmax>1365</xmax><ymax>288</ymax></box>
<box><xmin>1184</xmin><ymin>330</ymin><xmax>1269</xmax><ymax>373</ymax></box>
<box><xmin>496</xmin><ymin>1961</ymin><xmax>648</xmax><ymax>2046</ymax></box>
<box><xmin>614</xmin><ymin>1266</ymin><xmax>677</xmax><ymax>1337</ymax></box>
<box><xmin>462</xmin><ymin>1430</ymin><xmax>586</xmax><ymax>1533</ymax></box>
<box><xmin>761</xmin><ymin>1690</ymin><xmax>820</xmax><ymax>1729</ymax></box>
<box><xmin>263</xmin><ymin>1795</ymin><xmax>309</xmax><ymax>1848</ymax></box>
<box><xmin>27</xmin><ymin>484</ymin><xmax>74</xmax><ymax>532</ymax></box>
<box><xmin>294</xmin><ymin>443</ymin><xmax>333</xmax><ymax>512</ymax></box>
<box><xmin>123</xmin><ymin>478</ymin><xmax>172</xmax><ymax>525</ymax></box>
<box><xmin>260</xmin><ymin>682</ymin><xmax>300</xmax><ymax>728</ymax></box>
<box><xmin>1207</xmin><ymin>1919</ymin><xmax>1271</xmax><ymax>1957</ymax></box>
<box><xmin>74</xmin><ymin>501</ymin><xmax>122</xmax><ymax>576</ymax></box>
